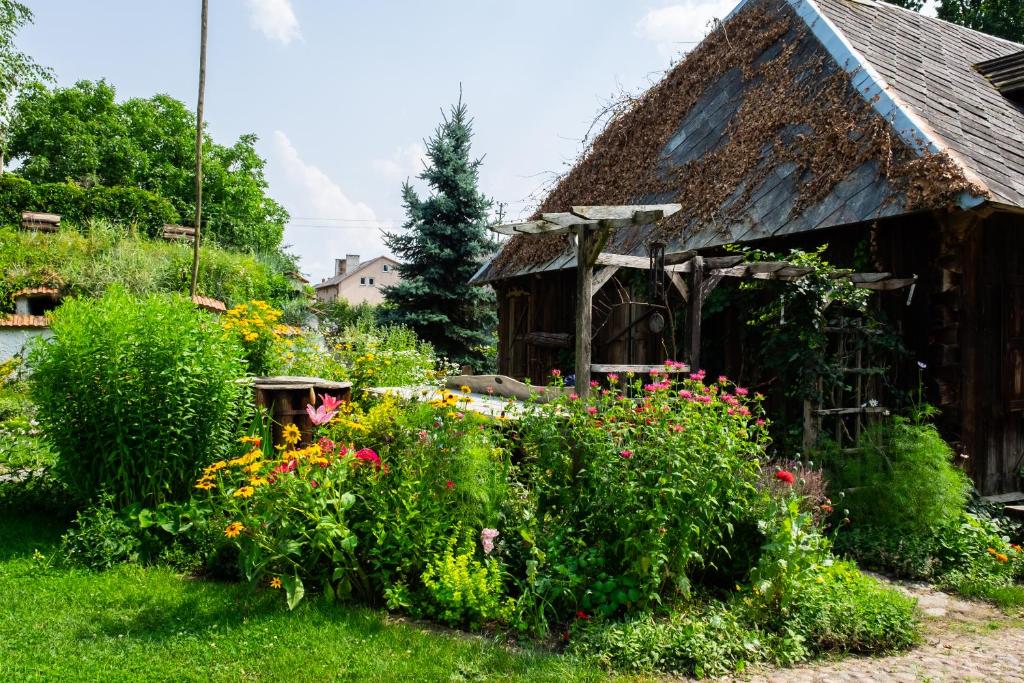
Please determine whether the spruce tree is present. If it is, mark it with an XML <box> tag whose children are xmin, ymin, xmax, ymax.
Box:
<box><xmin>380</xmin><ymin>97</ymin><xmax>496</xmax><ymax>370</ymax></box>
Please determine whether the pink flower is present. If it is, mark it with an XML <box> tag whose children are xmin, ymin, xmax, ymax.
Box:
<box><xmin>306</xmin><ymin>403</ymin><xmax>338</xmax><ymax>426</ymax></box>
<box><xmin>569</xmin><ymin>393</ymin><xmax>580</xmax><ymax>401</ymax></box>
<box><xmin>755</xmin><ymin>418</ymin><xmax>766</xmax><ymax>426</ymax></box>
<box><xmin>620</xmin><ymin>449</ymin><xmax>633</xmax><ymax>459</ymax></box>
<box><xmin>586</xmin><ymin>406</ymin><xmax>598</xmax><ymax>416</ymax></box>
<box><xmin>319</xmin><ymin>393</ymin><xmax>344</xmax><ymax>413</ymax></box>
<box><xmin>418</xmin><ymin>430</ymin><xmax>429</xmax><ymax>444</ymax></box>
<box><xmin>735</xmin><ymin>387</ymin><xmax>749</xmax><ymax>396</ymax></box>
<box><xmin>589</xmin><ymin>380</ymin><xmax>599</xmax><ymax>388</ymax></box>
<box><xmin>446</xmin><ymin>480</ymin><xmax>455</xmax><ymax>490</ymax></box>
<box><xmin>480</xmin><ymin>528</ymin><xmax>499</xmax><ymax>555</ymax></box>
<box><xmin>607</xmin><ymin>373</ymin><xmax>619</xmax><ymax>383</ymax></box>
<box><xmin>485</xmin><ymin>386</ymin><xmax>494</xmax><ymax>395</ymax></box>
<box><xmin>310</xmin><ymin>479</ymin><xmax>318</xmax><ymax>488</ymax></box>
<box><xmin>354</xmin><ymin>448</ymin><xmax>382</xmax><ymax>470</ymax></box>
<box><xmin>689</xmin><ymin>370</ymin><xmax>706</xmax><ymax>381</ymax></box>
<box><xmin>717</xmin><ymin>375</ymin><xmax>728</xmax><ymax>384</ymax></box>
<box><xmin>672</xmin><ymin>424</ymin><xmax>685</xmax><ymax>432</ymax></box>
<box><xmin>775</xmin><ymin>470</ymin><xmax>795</xmax><ymax>485</ymax></box>
<box><xmin>550</xmin><ymin>368</ymin><xmax>561</xmax><ymax>377</ymax></box>
<box><xmin>317</xmin><ymin>437</ymin><xmax>336</xmax><ymax>455</ymax></box>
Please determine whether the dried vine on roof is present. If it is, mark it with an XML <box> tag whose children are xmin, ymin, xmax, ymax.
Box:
<box><xmin>489</xmin><ymin>0</ymin><xmax>983</xmax><ymax>279</ymax></box>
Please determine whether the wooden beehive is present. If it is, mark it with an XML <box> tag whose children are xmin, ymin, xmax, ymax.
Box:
<box><xmin>21</xmin><ymin>211</ymin><xmax>60</xmax><ymax>233</ymax></box>
<box><xmin>161</xmin><ymin>224</ymin><xmax>196</xmax><ymax>241</ymax></box>
<box><xmin>252</xmin><ymin>376</ymin><xmax>352</xmax><ymax>446</ymax></box>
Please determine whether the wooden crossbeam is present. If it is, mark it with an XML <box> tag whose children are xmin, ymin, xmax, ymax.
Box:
<box><xmin>591</xmin><ymin>363</ymin><xmax>690</xmax><ymax>374</ymax></box>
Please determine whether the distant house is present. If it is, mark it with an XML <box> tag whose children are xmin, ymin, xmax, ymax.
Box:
<box><xmin>0</xmin><ymin>287</ymin><xmax>60</xmax><ymax>362</ymax></box>
<box><xmin>314</xmin><ymin>254</ymin><xmax>401</xmax><ymax>306</ymax></box>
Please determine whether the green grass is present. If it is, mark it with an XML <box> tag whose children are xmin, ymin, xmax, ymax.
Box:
<box><xmin>0</xmin><ymin>515</ymin><xmax>630</xmax><ymax>682</ymax></box>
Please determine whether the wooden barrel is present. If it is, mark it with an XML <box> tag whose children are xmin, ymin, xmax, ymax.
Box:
<box><xmin>251</xmin><ymin>376</ymin><xmax>352</xmax><ymax>446</ymax></box>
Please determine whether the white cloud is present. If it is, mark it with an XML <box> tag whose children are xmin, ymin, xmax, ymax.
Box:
<box><xmin>268</xmin><ymin>130</ymin><xmax>385</xmax><ymax>282</ymax></box>
<box><xmin>246</xmin><ymin>0</ymin><xmax>301</xmax><ymax>45</ymax></box>
<box><xmin>921</xmin><ymin>0</ymin><xmax>939</xmax><ymax>18</ymax></box>
<box><xmin>636</xmin><ymin>1</ymin><xmax>737</xmax><ymax>58</ymax></box>
<box><xmin>372</xmin><ymin>143</ymin><xmax>429</xmax><ymax>182</ymax></box>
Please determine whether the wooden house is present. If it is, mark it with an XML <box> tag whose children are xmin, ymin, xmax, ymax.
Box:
<box><xmin>472</xmin><ymin>0</ymin><xmax>1024</xmax><ymax>494</ymax></box>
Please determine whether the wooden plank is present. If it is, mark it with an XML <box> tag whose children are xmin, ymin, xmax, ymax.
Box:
<box><xmin>814</xmin><ymin>406</ymin><xmax>889</xmax><ymax>416</ymax></box>
<box><xmin>592</xmin><ymin>265</ymin><xmax>619</xmax><ymax>293</ymax></box>
<box><xmin>853</xmin><ymin>277</ymin><xmax>917</xmax><ymax>291</ymax></box>
<box><xmin>539</xmin><ymin>213</ymin><xmax>600</xmax><ymax>230</ymax></box>
<box><xmin>570</xmin><ymin>203</ymin><xmax>682</xmax><ymax>222</ymax></box>
<box><xmin>703</xmin><ymin>255</ymin><xmax>746</xmax><ymax>269</ymax></box>
<box><xmin>746</xmin><ymin>261</ymin><xmax>788</xmax><ymax>274</ymax></box>
<box><xmin>689</xmin><ymin>255</ymin><xmax>704</xmax><ymax>370</ymax></box>
<box><xmin>575</xmin><ymin>226</ymin><xmax>595</xmax><ymax>398</ymax></box>
<box><xmin>664</xmin><ymin>250</ymin><xmax>697</xmax><ymax>265</ymax></box>
<box><xmin>980</xmin><ymin>491</ymin><xmax>1024</xmax><ymax>504</ymax></box>
<box><xmin>668</xmin><ymin>270</ymin><xmax>689</xmax><ymax>301</ymax></box>
<box><xmin>591</xmin><ymin>363</ymin><xmax>690</xmax><ymax>373</ymax></box>
<box><xmin>489</xmin><ymin>219</ymin><xmax>570</xmax><ymax>236</ymax></box>
<box><xmin>847</xmin><ymin>272</ymin><xmax>892</xmax><ymax>284</ymax></box>
<box><xmin>594</xmin><ymin>252</ymin><xmax>691</xmax><ymax>271</ymax></box>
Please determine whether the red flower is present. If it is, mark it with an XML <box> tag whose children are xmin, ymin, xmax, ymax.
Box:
<box><xmin>620</xmin><ymin>449</ymin><xmax>633</xmax><ymax>459</ymax></box>
<box><xmin>576</xmin><ymin>610</ymin><xmax>590</xmax><ymax>620</ymax></box>
<box><xmin>446</xmin><ymin>480</ymin><xmax>455</xmax><ymax>489</ymax></box>
<box><xmin>586</xmin><ymin>406</ymin><xmax>598</xmax><ymax>416</ymax></box>
<box><xmin>550</xmin><ymin>368</ymin><xmax>561</xmax><ymax>377</ymax></box>
<box><xmin>354</xmin><ymin>448</ymin><xmax>382</xmax><ymax>470</ymax></box>
<box><xmin>820</xmin><ymin>504</ymin><xmax>833</xmax><ymax>513</ymax></box>
<box><xmin>775</xmin><ymin>470</ymin><xmax>795</xmax><ymax>485</ymax></box>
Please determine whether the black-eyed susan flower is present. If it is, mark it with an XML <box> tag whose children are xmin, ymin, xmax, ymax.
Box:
<box><xmin>224</xmin><ymin>521</ymin><xmax>244</xmax><ymax>538</ymax></box>
<box><xmin>270</xmin><ymin>576</ymin><xmax>282</xmax><ymax>589</ymax></box>
<box><xmin>282</xmin><ymin>423</ymin><xmax>301</xmax><ymax>445</ymax></box>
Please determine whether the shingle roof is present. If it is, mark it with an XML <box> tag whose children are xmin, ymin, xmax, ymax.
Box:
<box><xmin>475</xmin><ymin>0</ymin><xmax>1024</xmax><ymax>284</ymax></box>
<box><xmin>0</xmin><ymin>315</ymin><xmax>49</xmax><ymax>328</ymax></box>
<box><xmin>191</xmin><ymin>295</ymin><xmax>226</xmax><ymax>313</ymax></box>
<box><xmin>813</xmin><ymin>0</ymin><xmax>1024</xmax><ymax>207</ymax></box>
<box><xmin>11</xmin><ymin>287</ymin><xmax>60</xmax><ymax>298</ymax></box>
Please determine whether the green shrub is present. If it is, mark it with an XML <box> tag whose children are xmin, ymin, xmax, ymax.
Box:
<box><xmin>30</xmin><ymin>287</ymin><xmax>248</xmax><ymax>508</ymax></box>
<box><xmin>59</xmin><ymin>496</ymin><xmax>142</xmax><ymax>569</ymax></box>
<box><xmin>570</xmin><ymin>603</ymin><xmax>801</xmax><ymax>678</ymax></box>
<box><xmin>513</xmin><ymin>369</ymin><xmax>768</xmax><ymax>621</ymax></box>
<box><xmin>827</xmin><ymin>417</ymin><xmax>970</xmax><ymax>534</ymax></box>
<box><xmin>0</xmin><ymin>174</ymin><xmax>178</xmax><ymax>234</ymax></box>
<box><xmin>419</xmin><ymin>535</ymin><xmax>513</xmax><ymax>629</ymax></box>
<box><xmin>330</xmin><ymin>320</ymin><xmax>442</xmax><ymax>389</ymax></box>
<box><xmin>787</xmin><ymin>561</ymin><xmax>919</xmax><ymax>653</ymax></box>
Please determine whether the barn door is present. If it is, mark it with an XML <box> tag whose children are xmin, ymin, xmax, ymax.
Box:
<box><xmin>1003</xmin><ymin>278</ymin><xmax>1024</xmax><ymax>411</ymax></box>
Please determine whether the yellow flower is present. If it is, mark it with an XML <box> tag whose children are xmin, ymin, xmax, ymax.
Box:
<box><xmin>243</xmin><ymin>332</ymin><xmax>259</xmax><ymax>342</ymax></box>
<box><xmin>194</xmin><ymin>479</ymin><xmax>215</xmax><ymax>491</ymax></box>
<box><xmin>270</xmin><ymin>576</ymin><xmax>282</xmax><ymax>589</ymax></box>
<box><xmin>233</xmin><ymin>486</ymin><xmax>255</xmax><ymax>498</ymax></box>
<box><xmin>244</xmin><ymin>461</ymin><xmax>264</xmax><ymax>474</ymax></box>
<box><xmin>282</xmin><ymin>423</ymin><xmax>301</xmax><ymax>446</ymax></box>
<box><xmin>460</xmin><ymin>385</ymin><xmax>472</xmax><ymax>394</ymax></box>
<box><xmin>240</xmin><ymin>435</ymin><xmax>262</xmax><ymax>446</ymax></box>
<box><xmin>224</xmin><ymin>521</ymin><xmax>244</xmax><ymax>538</ymax></box>
<box><xmin>996</xmin><ymin>553</ymin><xmax>1009</xmax><ymax>563</ymax></box>
<box><xmin>250</xmin><ymin>476</ymin><xmax>268</xmax><ymax>487</ymax></box>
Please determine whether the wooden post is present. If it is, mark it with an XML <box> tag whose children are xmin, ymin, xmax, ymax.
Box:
<box><xmin>575</xmin><ymin>226</ymin><xmax>595</xmax><ymax>398</ymax></box>
<box><xmin>688</xmin><ymin>255</ymin><xmax>704</xmax><ymax>370</ymax></box>
<box><xmin>190</xmin><ymin>0</ymin><xmax>208</xmax><ymax>297</ymax></box>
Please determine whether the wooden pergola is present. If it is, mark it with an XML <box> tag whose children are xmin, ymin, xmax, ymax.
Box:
<box><xmin>490</xmin><ymin>204</ymin><xmax>916</xmax><ymax>398</ymax></box>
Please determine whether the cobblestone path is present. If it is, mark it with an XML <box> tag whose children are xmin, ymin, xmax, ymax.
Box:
<box><xmin>725</xmin><ymin>581</ymin><xmax>1024</xmax><ymax>682</ymax></box>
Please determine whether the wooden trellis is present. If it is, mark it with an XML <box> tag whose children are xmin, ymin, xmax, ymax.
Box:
<box><xmin>490</xmin><ymin>205</ymin><xmax>917</xmax><ymax>398</ymax></box>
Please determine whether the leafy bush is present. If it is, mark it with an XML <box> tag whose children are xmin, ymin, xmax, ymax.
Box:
<box><xmin>786</xmin><ymin>561</ymin><xmax>919</xmax><ymax>653</ymax></box>
<box><xmin>0</xmin><ymin>174</ymin><xmax>178</xmax><ymax>235</ymax></box>
<box><xmin>31</xmin><ymin>288</ymin><xmax>248</xmax><ymax>508</ymax></box>
<box><xmin>221</xmin><ymin>300</ymin><xmax>293</xmax><ymax>376</ymax></box>
<box><xmin>828</xmin><ymin>417</ymin><xmax>970</xmax><ymax>534</ymax></box>
<box><xmin>420</xmin><ymin>535</ymin><xmax>514</xmax><ymax>629</ymax></box>
<box><xmin>0</xmin><ymin>221</ymin><xmax>297</xmax><ymax>315</ymax></box>
<box><xmin>329</xmin><ymin>320</ymin><xmax>442</xmax><ymax>389</ymax></box>
<box><xmin>513</xmin><ymin>368</ymin><xmax>768</xmax><ymax>620</ymax></box>
<box><xmin>59</xmin><ymin>495</ymin><xmax>142</xmax><ymax>569</ymax></box>
<box><xmin>570</xmin><ymin>603</ymin><xmax>793</xmax><ymax>678</ymax></box>
<box><xmin>197</xmin><ymin>395</ymin><xmax>511</xmax><ymax>611</ymax></box>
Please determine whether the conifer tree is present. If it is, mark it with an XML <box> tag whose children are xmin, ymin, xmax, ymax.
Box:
<box><xmin>381</xmin><ymin>96</ymin><xmax>496</xmax><ymax>369</ymax></box>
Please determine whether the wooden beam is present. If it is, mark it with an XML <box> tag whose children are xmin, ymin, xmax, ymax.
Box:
<box><xmin>689</xmin><ymin>255</ymin><xmax>704</xmax><ymax>370</ymax></box>
<box><xmin>592</xmin><ymin>265</ymin><xmax>619</xmax><ymax>292</ymax></box>
<box><xmin>853</xmin><ymin>277</ymin><xmax>917</xmax><ymax>291</ymax></box>
<box><xmin>746</xmin><ymin>261</ymin><xmax>788</xmax><ymax>274</ymax></box>
<box><xmin>664</xmin><ymin>250</ymin><xmax>697</xmax><ymax>265</ymax></box>
<box><xmin>575</xmin><ymin>226</ymin><xmax>596</xmax><ymax>398</ymax></box>
<box><xmin>591</xmin><ymin>363</ymin><xmax>690</xmax><ymax>374</ymax></box>
<box><xmin>595</xmin><ymin>252</ymin><xmax>692</xmax><ymax>271</ymax></box>
<box><xmin>847</xmin><ymin>272</ymin><xmax>891</xmax><ymax>284</ymax></box>
<box><xmin>569</xmin><ymin>203</ymin><xmax>682</xmax><ymax>222</ymax></box>
<box><xmin>668</xmin><ymin>270</ymin><xmax>689</xmax><ymax>301</ymax></box>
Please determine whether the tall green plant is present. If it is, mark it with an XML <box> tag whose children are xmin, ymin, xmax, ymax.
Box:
<box><xmin>30</xmin><ymin>287</ymin><xmax>248</xmax><ymax>507</ymax></box>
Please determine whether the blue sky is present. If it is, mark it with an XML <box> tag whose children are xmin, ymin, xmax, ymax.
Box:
<box><xmin>14</xmin><ymin>0</ymin><xmax>936</xmax><ymax>281</ymax></box>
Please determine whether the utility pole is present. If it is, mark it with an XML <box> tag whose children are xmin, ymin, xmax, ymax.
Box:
<box><xmin>189</xmin><ymin>0</ymin><xmax>208</xmax><ymax>297</ymax></box>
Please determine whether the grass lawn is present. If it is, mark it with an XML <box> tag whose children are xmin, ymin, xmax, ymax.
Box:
<box><xmin>0</xmin><ymin>515</ymin><xmax>633</xmax><ymax>682</ymax></box>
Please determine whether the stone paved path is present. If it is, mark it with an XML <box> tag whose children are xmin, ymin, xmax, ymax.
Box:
<box><xmin>724</xmin><ymin>580</ymin><xmax>1024</xmax><ymax>682</ymax></box>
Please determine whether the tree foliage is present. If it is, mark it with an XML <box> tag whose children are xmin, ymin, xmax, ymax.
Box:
<box><xmin>6</xmin><ymin>80</ymin><xmax>287</xmax><ymax>252</ymax></box>
<box><xmin>380</xmin><ymin>98</ymin><xmax>496</xmax><ymax>369</ymax></box>
<box><xmin>0</xmin><ymin>0</ymin><xmax>51</xmax><ymax>168</ymax></box>
<box><xmin>938</xmin><ymin>0</ymin><xmax>1023</xmax><ymax>42</ymax></box>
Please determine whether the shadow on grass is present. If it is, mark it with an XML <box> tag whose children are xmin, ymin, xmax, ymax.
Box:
<box><xmin>0</xmin><ymin>512</ymin><xmax>66</xmax><ymax>561</ymax></box>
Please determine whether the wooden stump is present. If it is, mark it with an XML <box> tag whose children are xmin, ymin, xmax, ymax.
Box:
<box><xmin>252</xmin><ymin>376</ymin><xmax>352</xmax><ymax>446</ymax></box>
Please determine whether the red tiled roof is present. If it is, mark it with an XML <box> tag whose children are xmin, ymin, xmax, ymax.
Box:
<box><xmin>0</xmin><ymin>314</ymin><xmax>49</xmax><ymax>328</ymax></box>
<box><xmin>11</xmin><ymin>287</ymin><xmax>60</xmax><ymax>298</ymax></box>
<box><xmin>192</xmin><ymin>295</ymin><xmax>227</xmax><ymax>313</ymax></box>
